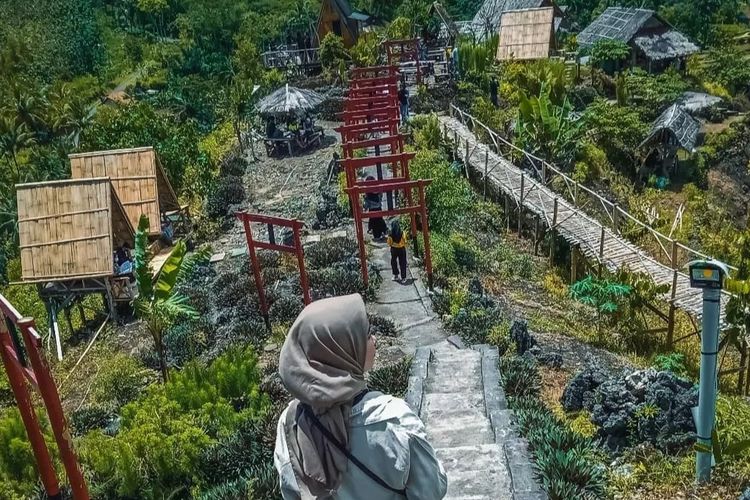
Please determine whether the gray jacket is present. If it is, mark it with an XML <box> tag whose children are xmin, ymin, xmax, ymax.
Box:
<box><xmin>274</xmin><ymin>392</ymin><xmax>448</xmax><ymax>500</ymax></box>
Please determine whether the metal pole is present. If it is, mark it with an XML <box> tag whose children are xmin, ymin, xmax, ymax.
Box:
<box><xmin>696</xmin><ymin>286</ymin><xmax>720</xmax><ymax>483</ymax></box>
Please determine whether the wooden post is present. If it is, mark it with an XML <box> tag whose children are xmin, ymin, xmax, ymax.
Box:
<box><xmin>505</xmin><ymin>195</ymin><xmax>511</xmax><ymax>232</ymax></box>
<box><xmin>549</xmin><ymin>198</ymin><xmax>558</xmax><ymax>266</ymax></box>
<box><xmin>293</xmin><ymin>225</ymin><xmax>311</xmax><ymax>306</ymax></box>
<box><xmin>667</xmin><ymin>239</ymin><xmax>678</xmax><ymax>347</ymax></box>
<box><xmin>242</xmin><ymin>218</ymin><xmax>270</xmax><ymax>329</ymax></box>
<box><xmin>541</xmin><ymin>162</ymin><xmax>547</xmax><ymax>184</ymax></box>
<box><xmin>518</xmin><ymin>173</ymin><xmax>525</xmax><ymax>234</ymax></box>
<box><xmin>574</xmin><ymin>181</ymin><xmax>579</xmax><ymax>207</ymax></box>
<box><xmin>0</xmin><ymin>320</ymin><xmax>61</xmax><ymax>498</ymax></box>
<box><xmin>534</xmin><ymin>216</ymin><xmax>540</xmax><ymax>255</ymax></box>
<box><xmin>465</xmin><ymin>140</ymin><xmax>469</xmax><ymax>165</ymax></box>
<box><xmin>570</xmin><ymin>245</ymin><xmax>579</xmax><ymax>283</ymax></box>
<box><xmin>599</xmin><ymin>225</ymin><xmax>606</xmax><ymax>277</ymax></box>
<box><xmin>612</xmin><ymin>203</ymin><xmax>619</xmax><ymax>233</ymax></box>
<box><xmin>453</xmin><ymin>130</ymin><xmax>458</xmax><ymax>159</ymax></box>
<box><xmin>419</xmin><ymin>182</ymin><xmax>433</xmax><ymax>290</ymax></box>
<box><xmin>483</xmin><ymin>150</ymin><xmax>489</xmax><ymax>200</ymax></box>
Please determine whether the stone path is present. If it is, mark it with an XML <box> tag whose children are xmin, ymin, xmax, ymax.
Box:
<box><xmin>369</xmin><ymin>240</ymin><xmax>545</xmax><ymax>499</ymax></box>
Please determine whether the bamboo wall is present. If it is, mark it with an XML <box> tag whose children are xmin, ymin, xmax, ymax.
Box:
<box><xmin>16</xmin><ymin>178</ymin><xmax>133</xmax><ymax>282</ymax></box>
<box><xmin>69</xmin><ymin>147</ymin><xmax>178</xmax><ymax>235</ymax></box>
<box><xmin>497</xmin><ymin>7</ymin><xmax>555</xmax><ymax>61</ymax></box>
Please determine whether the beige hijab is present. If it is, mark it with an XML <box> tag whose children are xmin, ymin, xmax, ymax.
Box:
<box><xmin>279</xmin><ymin>294</ymin><xmax>369</xmax><ymax>499</ymax></box>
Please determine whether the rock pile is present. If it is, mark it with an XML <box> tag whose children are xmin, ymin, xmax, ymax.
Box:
<box><xmin>562</xmin><ymin>366</ymin><xmax>698</xmax><ymax>452</ymax></box>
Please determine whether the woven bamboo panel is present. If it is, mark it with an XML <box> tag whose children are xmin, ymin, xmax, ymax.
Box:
<box><xmin>497</xmin><ymin>7</ymin><xmax>555</xmax><ymax>61</ymax></box>
<box><xmin>16</xmin><ymin>178</ymin><xmax>133</xmax><ymax>282</ymax></box>
<box><xmin>69</xmin><ymin>147</ymin><xmax>178</xmax><ymax>234</ymax></box>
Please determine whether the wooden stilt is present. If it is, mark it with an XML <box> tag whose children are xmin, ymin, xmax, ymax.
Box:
<box><xmin>667</xmin><ymin>240</ymin><xmax>679</xmax><ymax>347</ymax></box>
<box><xmin>534</xmin><ymin>216</ymin><xmax>540</xmax><ymax>255</ymax></box>
<box><xmin>518</xmin><ymin>174</ymin><xmax>525</xmax><ymax>234</ymax></box>
<box><xmin>549</xmin><ymin>198</ymin><xmax>558</xmax><ymax>266</ymax></box>
<box><xmin>505</xmin><ymin>195</ymin><xmax>510</xmax><ymax>232</ymax></box>
<box><xmin>570</xmin><ymin>245</ymin><xmax>579</xmax><ymax>283</ymax></box>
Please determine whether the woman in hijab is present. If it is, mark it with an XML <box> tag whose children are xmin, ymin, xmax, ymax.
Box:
<box><xmin>274</xmin><ymin>294</ymin><xmax>447</xmax><ymax>499</ymax></box>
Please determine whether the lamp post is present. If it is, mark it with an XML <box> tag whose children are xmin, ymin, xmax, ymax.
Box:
<box><xmin>687</xmin><ymin>259</ymin><xmax>730</xmax><ymax>484</ymax></box>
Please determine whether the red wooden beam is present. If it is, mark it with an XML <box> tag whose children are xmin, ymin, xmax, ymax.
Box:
<box><xmin>344</xmin><ymin>96</ymin><xmax>398</xmax><ymax>110</ymax></box>
<box><xmin>338</xmin><ymin>108</ymin><xmax>399</xmax><ymax>125</ymax></box>
<box><xmin>340</xmin><ymin>152</ymin><xmax>415</xmax><ymax>170</ymax></box>
<box><xmin>342</xmin><ymin>134</ymin><xmax>406</xmax><ymax>158</ymax></box>
<box><xmin>349</xmin><ymin>75</ymin><xmax>400</xmax><ymax>88</ymax></box>
<box><xmin>0</xmin><ymin>298</ymin><xmax>90</xmax><ymax>499</ymax></box>
<box><xmin>346</xmin><ymin>85</ymin><xmax>398</xmax><ymax>99</ymax></box>
<box><xmin>335</xmin><ymin>119</ymin><xmax>400</xmax><ymax>142</ymax></box>
<box><xmin>350</xmin><ymin>65</ymin><xmax>400</xmax><ymax>78</ymax></box>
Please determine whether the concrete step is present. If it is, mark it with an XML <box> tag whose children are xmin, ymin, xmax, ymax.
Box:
<box><xmin>426</xmin><ymin>371</ymin><xmax>482</xmax><ymax>393</ymax></box>
<box><xmin>436</xmin><ymin>444</ymin><xmax>513</xmax><ymax>499</ymax></box>
<box><xmin>427</xmin><ymin>417</ymin><xmax>495</xmax><ymax>447</ymax></box>
<box><xmin>421</xmin><ymin>392</ymin><xmax>486</xmax><ymax>424</ymax></box>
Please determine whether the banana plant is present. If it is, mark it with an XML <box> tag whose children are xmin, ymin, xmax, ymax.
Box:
<box><xmin>133</xmin><ymin>215</ymin><xmax>198</xmax><ymax>382</ymax></box>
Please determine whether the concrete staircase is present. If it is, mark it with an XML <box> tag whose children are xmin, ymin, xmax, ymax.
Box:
<box><xmin>407</xmin><ymin>342</ymin><xmax>545</xmax><ymax>500</ymax></box>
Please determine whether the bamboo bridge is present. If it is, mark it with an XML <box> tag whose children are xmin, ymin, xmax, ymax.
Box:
<box><xmin>440</xmin><ymin>106</ymin><xmax>733</xmax><ymax>341</ymax></box>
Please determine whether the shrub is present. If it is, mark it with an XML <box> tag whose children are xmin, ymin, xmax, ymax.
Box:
<box><xmin>569</xmin><ymin>412</ymin><xmax>598</xmax><ymax>439</ymax></box>
<box><xmin>653</xmin><ymin>352</ymin><xmax>687</xmax><ymax>377</ymax></box>
<box><xmin>368</xmin><ymin>314</ymin><xmax>398</xmax><ymax>337</ymax></box>
<box><xmin>92</xmin><ymin>353</ymin><xmax>149</xmax><ymax>410</ymax></box>
<box><xmin>487</xmin><ymin>321</ymin><xmax>511</xmax><ymax>355</ymax></box>
<box><xmin>164</xmin><ymin>320</ymin><xmax>210</xmax><ymax>366</ymax></box>
<box><xmin>269</xmin><ymin>294</ymin><xmax>304</xmax><ymax>324</ymax></box>
<box><xmin>305</xmin><ymin>237</ymin><xmax>357</xmax><ymax>269</ymax></box>
<box><xmin>499</xmin><ymin>356</ymin><xmax>540</xmax><ymax>398</ymax></box>
<box><xmin>0</xmin><ymin>408</ymin><xmax>57</xmax><ymax>499</ymax></box>
<box><xmin>198</xmin><ymin>410</ymin><xmax>280</xmax><ymax>498</ymax></box>
<box><xmin>70</xmin><ymin>406</ymin><xmax>115</xmax><ymax>436</ymax></box>
<box><xmin>368</xmin><ymin>356</ymin><xmax>413</xmax><ymax>398</ymax></box>
<box><xmin>542</xmin><ymin>272</ymin><xmax>568</xmax><ymax>299</ymax></box>
<box><xmin>206</xmin><ymin>175</ymin><xmax>246</xmax><ymax>218</ymax></box>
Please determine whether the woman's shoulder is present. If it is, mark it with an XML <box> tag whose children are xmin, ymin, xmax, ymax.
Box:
<box><xmin>358</xmin><ymin>392</ymin><xmax>423</xmax><ymax>431</ymax></box>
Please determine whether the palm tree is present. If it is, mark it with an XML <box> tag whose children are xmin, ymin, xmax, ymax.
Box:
<box><xmin>0</xmin><ymin>117</ymin><xmax>35</xmax><ymax>181</ymax></box>
<box><xmin>133</xmin><ymin>215</ymin><xmax>198</xmax><ymax>382</ymax></box>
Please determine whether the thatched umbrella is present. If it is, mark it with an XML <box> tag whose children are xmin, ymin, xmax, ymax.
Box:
<box><xmin>256</xmin><ymin>84</ymin><xmax>326</xmax><ymax>115</ymax></box>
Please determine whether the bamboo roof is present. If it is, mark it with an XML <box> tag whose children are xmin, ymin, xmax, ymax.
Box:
<box><xmin>256</xmin><ymin>84</ymin><xmax>326</xmax><ymax>115</ymax></box>
<box><xmin>69</xmin><ymin>147</ymin><xmax>180</xmax><ymax>236</ymax></box>
<box><xmin>16</xmin><ymin>178</ymin><xmax>134</xmax><ymax>283</ymax></box>
<box><xmin>578</xmin><ymin>7</ymin><xmax>699</xmax><ymax>59</ymax></box>
<box><xmin>497</xmin><ymin>7</ymin><xmax>555</xmax><ymax>60</ymax></box>
<box><xmin>639</xmin><ymin>104</ymin><xmax>700</xmax><ymax>152</ymax></box>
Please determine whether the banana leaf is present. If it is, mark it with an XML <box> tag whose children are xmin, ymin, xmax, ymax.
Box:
<box><xmin>154</xmin><ymin>240</ymin><xmax>187</xmax><ymax>302</ymax></box>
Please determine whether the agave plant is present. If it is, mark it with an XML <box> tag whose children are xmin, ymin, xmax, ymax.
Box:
<box><xmin>133</xmin><ymin>214</ymin><xmax>198</xmax><ymax>382</ymax></box>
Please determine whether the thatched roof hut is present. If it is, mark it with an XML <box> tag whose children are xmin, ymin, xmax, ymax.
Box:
<box><xmin>16</xmin><ymin>178</ymin><xmax>134</xmax><ymax>283</ymax></box>
<box><xmin>472</xmin><ymin>0</ymin><xmax>563</xmax><ymax>39</ymax></box>
<box><xmin>69</xmin><ymin>147</ymin><xmax>180</xmax><ymax>236</ymax></box>
<box><xmin>496</xmin><ymin>7</ymin><xmax>556</xmax><ymax>60</ymax></box>
<box><xmin>256</xmin><ymin>84</ymin><xmax>326</xmax><ymax>115</ymax></box>
<box><xmin>578</xmin><ymin>8</ymin><xmax>699</xmax><ymax>67</ymax></box>
<box><xmin>640</xmin><ymin>104</ymin><xmax>700</xmax><ymax>153</ymax></box>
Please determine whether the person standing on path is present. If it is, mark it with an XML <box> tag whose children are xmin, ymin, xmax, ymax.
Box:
<box><xmin>364</xmin><ymin>176</ymin><xmax>388</xmax><ymax>241</ymax></box>
<box><xmin>388</xmin><ymin>220</ymin><xmax>408</xmax><ymax>283</ymax></box>
<box><xmin>274</xmin><ymin>294</ymin><xmax>447</xmax><ymax>500</ymax></box>
<box><xmin>398</xmin><ymin>85</ymin><xmax>409</xmax><ymax>125</ymax></box>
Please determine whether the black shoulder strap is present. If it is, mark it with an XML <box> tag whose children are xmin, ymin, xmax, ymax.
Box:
<box><xmin>300</xmin><ymin>404</ymin><xmax>407</xmax><ymax>497</ymax></box>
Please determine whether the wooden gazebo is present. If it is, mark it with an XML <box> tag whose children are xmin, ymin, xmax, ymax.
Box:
<box><xmin>16</xmin><ymin>178</ymin><xmax>136</xmax><ymax>346</ymax></box>
<box><xmin>69</xmin><ymin>147</ymin><xmax>185</xmax><ymax>237</ymax></box>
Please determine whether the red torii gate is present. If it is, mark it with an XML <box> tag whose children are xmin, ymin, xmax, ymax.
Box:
<box><xmin>342</xmin><ymin>134</ymin><xmax>407</xmax><ymax>159</ymax></box>
<box><xmin>337</xmin><ymin>107</ymin><xmax>399</xmax><ymax>125</ymax></box>
<box><xmin>339</xmin><ymin>152</ymin><xmax>415</xmax><ymax>189</ymax></box>
<box><xmin>385</xmin><ymin>39</ymin><xmax>422</xmax><ymax>84</ymax></box>
<box><xmin>350</xmin><ymin>65</ymin><xmax>400</xmax><ymax>79</ymax></box>
<box><xmin>0</xmin><ymin>294</ymin><xmax>89</xmax><ymax>499</ymax></box>
<box><xmin>346</xmin><ymin>85</ymin><xmax>399</xmax><ymax>100</ymax></box>
<box><xmin>236</xmin><ymin>212</ymin><xmax>311</xmax><ymax>324</ymax></box>
<box><xmin>347</xmin><ymin>179</ymin><xmax>433</xmax><ymax>288</ymax></box>
<box><xmin>348</xmin><ymin>74</ymin><xmax>400</xmax><ymax>90</ymax></box>
<box><xmin>344</xmin><ymin>95</ymin><xmax>399</xmax><ymax>112</ymax></box>
<box><xmin>335</xmin><ymin>119</ymin><xmax>400</xmax><ymax>143</ymax></box>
